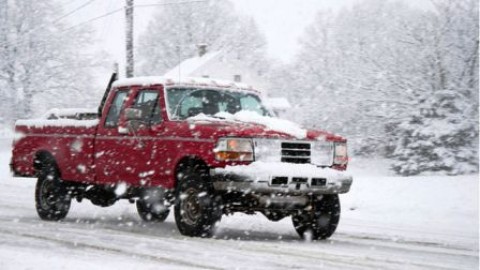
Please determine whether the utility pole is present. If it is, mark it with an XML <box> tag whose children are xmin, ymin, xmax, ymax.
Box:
<box><xmin>125</xmin><ymin>0</ymin><xmax>134</xmax><ymax>78</ymax></box>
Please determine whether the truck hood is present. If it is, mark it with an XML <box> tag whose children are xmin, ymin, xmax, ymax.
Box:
<box><xmin>185</xmin><ymin>112</ymin><xmax>345</xmax><ymax>142</ymax></box>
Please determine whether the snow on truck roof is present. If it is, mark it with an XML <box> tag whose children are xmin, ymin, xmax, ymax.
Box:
<box><xmin>112</xmin><ymin>76</ymin><xmax>261</xmax><ymax>94</ymax></box>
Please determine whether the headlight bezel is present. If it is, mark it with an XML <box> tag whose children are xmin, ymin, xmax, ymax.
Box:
<box><xmin>214</xmin><ymin>137</ymin><xmax>254</xmax><ymax>162</ymax></box>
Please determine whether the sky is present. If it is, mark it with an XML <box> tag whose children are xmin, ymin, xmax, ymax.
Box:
<box><xmin>231</xmin><ymin>0</ymin><xmax>360</xmax><ymax>62</ymax></box>
<box><xmin>64</xmin><ymin>0</ymin><xmax>432</xmax><ymax>78</ymax></box>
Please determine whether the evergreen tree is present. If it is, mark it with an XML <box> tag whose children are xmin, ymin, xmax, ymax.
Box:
<box><xmin>392</xmin><ymin>89</ymin><xmax>478</xmax><ymax>175</ymax></box>
<box><xmin>391</xmin><ymin>0</ymin><xmax>479</xmax><ymax>175</ymax></box>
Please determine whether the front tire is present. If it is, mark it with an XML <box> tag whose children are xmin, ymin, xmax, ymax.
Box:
<box><xmin>174</xmin><ymin>174</ymin><xmax>222</xmax><ymax>237</ymax></box>
<box><xmin>35</xmin><ymin>161</ymin><xmax>71</xmax><ymax>221</ymax></box>
<box><xmin>292</xmin><ymin>194</ymin><xmax>340</xmax><ymax>240</ymax></box>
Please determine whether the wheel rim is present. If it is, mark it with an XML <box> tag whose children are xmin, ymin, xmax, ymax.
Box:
<box><xmin>314</xmin><ymin>197</ymin><xmax>337</xmax><ymax>229</ymax></box>
<box><xmin>181</xmin><ymin>187</ymin><xmax>202</xmax><ymax>226</ymax></box>
<box><xmin>316</xmin><ymin>213</ymin><xmax>332</xmax><ymax>228</ymax></box>
<box><xmin>292</xmin><ymin>195</ymin><xmax>340</xmax><ymax>240</ymax></box>
<box><xmin>40</xmin><ymin>179</ymin><xmax>57</xmax><ymax>210</ymax></box>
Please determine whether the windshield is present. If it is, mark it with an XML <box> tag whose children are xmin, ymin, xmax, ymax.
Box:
<box><xmin>166</xmin><ymin>88</ymin><xmax>270</xmax><ymax>120</ymax></box>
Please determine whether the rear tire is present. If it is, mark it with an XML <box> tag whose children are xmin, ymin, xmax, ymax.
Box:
<box><xmin>174</xmin><ymin>172</ymin><xmax>222</xmax><ymax>237</ymax></box>
<box><xmin>136</xmin><ymin>199</ymin><xmax>170</xmax><ymax>222</ymax></box>
<box><xmin>292</xmin><ymin>194</ymin><xmax>340</xmax><ymax>240</ymax></box>
<box><xmin>35</xmin><ymin>161</ymin><xmax>71</xmax><ymax>221</ymax></box>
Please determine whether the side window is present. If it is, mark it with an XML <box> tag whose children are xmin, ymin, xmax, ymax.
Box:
<box><xmin>178</xmin><ymin>90</ymin><xmax>220</xmax><ymax>118</ymax></box>
<box><xmin>240</xmin><ymin>94</ymin><xmax>267</xmax><ymax>116</ymax></box>
<box><xmin>132</xmin><ymin>90</ymin><xmax>162</xmax><ymax>124</ymax></box>
<box><xmin>180</xmin><ymin>95</ymin><xmax>202</xmax><ymax>118</ymax></box>
<box><xmin>105</xmin><ymin>90</ymin><xmax>128</xmax><ymax>127</ymax></box>
<box><xmin>221</xmin><ymin>94</ymin><xmax>241</xmax><ymax>114</ymax></box>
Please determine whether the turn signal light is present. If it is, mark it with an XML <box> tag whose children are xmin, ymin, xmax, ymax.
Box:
<box><xmin>214</xmin><ymin>138</ymin><xmax>254</xmax><ymax>162</ymax></box>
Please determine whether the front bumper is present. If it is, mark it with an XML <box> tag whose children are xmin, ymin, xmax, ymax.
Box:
<box><xmin>210</xmin><ymin>162</ymin><xmax>353</xmax><ymax>195</ymax></box>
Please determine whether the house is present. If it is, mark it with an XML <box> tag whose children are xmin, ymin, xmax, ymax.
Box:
<box><xmin>163</xmin><ymin>45</ymin><xmax>291</xmax><ymax>115</ymax></box>
<box><xmin>163</xmin><ymin>45</ymin><xmax>271</xmax><ymax>95</ymax></box>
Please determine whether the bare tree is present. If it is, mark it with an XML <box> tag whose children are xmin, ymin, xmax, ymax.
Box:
<box><xmin>0</xmin><ymin>0</ymin><xmax>104</xmax><ymax>122</ymax></box>
<box><xmin>136</xmin><ymin>0</ymin><xmax>268</xmax><ymax>76</ymax></box>
<box><xmin>271</xmin><ymin>0</ymin><xmax>478</xmax><ymax>175</ymax></box>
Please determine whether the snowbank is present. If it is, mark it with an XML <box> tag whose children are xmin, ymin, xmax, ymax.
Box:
<box><xmin>340</xmin><ymin>174</ymin><xmax>478</xmax><ymax>248</ymax></box>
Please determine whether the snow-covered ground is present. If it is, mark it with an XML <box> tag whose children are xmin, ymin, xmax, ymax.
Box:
<box><xmin>0</xmin><ymin>138</ymin><xmax>478</xmax><ymax>269</ymax></box>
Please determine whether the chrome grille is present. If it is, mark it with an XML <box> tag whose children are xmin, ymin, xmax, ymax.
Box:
<box><xmin>281</xmin><ymin>142</ymin><xmax>311</xmax><ymax>164</ymax></box>
<box><xmin>254</xmin><ymin>139</ymin><xmax>333</xmax><ymax>166</ymax></box>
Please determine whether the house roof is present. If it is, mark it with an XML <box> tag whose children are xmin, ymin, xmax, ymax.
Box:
<box><xmin>164</xmin><ymin>51</ymin><xmax>222</xmax><ymax>78</ymax></box>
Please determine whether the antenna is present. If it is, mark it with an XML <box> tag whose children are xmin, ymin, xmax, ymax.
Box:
<box><xmin>176</xmin><ymin>45</ymin><xmax>181</xmax><ymax>83</ymax></box>
<box><xmin>98</xmin><ymin>63</ymin><xmax>119</xmax><ymax>117</ymax></box>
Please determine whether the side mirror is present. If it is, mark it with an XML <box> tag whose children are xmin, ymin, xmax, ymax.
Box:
<box><xmin>125</xmin><ymin>108</ymin><xmax>143</xmax><ymax>121</ymax></box>
<box><xmin>118</xmin><ymin>108</ymin><xmax>143</xmax><ymax>135</ymax></box>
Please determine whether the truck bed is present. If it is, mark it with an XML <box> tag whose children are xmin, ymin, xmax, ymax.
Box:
<box><xmin>12</xmin><ymin>109</ymin><xmax>99</xmax><ymax>182</ymax></box>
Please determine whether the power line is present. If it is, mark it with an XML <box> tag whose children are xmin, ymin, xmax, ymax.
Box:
<box><xmin>46</xmin><ymin>0</ymin><xmax>207</xmax><ymax>34</ymax></box>
<box><xmin>134</xmin><ymin>0</ymin><xmax>206</xmax><ymax>8</ymax></box>
<box><xmin>52</xmin><ymin>0</ymin><xmax>98</xmax><ymax>24</ymax></box>
<box><xmin>0</xmin><ymin>0</ymin><xmax>99</xmax><ymax>48</ymax></box>
<box><xmin>62</xmin><ymin>7</ymin><xmax>124</xmax><ymax>32</ymax></box>
<box><xmin>0</xmin><ymin>0</ymin><xmax>208</xmax><ymax>60</ymax></box>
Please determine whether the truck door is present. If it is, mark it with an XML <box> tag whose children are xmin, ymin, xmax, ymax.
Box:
<box><xmin>95</xmin><ymin>88</ymin><xmax>131</xmax><ymax>184</ymax></box>
<box><xmin>95</xmin><ymin>87</ymin><xmax>167</xmax><ymax>186</ymax></box>
<box><xmin>121</xmin><ymin>88</ymin><xmax>168</xmax><ymax>186</ymax></box>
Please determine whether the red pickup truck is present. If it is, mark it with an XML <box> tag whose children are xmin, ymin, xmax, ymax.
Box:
<box><xmin>11</xmin><ymin>75</ymin><xmax>352</xmax><ymax>239</ymax></box>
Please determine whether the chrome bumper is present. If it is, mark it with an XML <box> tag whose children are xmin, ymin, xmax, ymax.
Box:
<box><xmin>210</xmin><ymin>166</ymin><xmax>353</xmax><ymax>195</ymax></box>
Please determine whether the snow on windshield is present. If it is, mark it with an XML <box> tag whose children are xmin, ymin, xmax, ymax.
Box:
<box><xmin>167</xmin><ymin>88</ymin><xmax>307</xmax><ymax>138</ymax></box>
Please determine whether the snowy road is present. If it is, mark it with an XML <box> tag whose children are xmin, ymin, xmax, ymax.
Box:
<box><xmin>0</xmin><ymin>139</ymin><xmax>478</xmax><ymax>269</ymax></box>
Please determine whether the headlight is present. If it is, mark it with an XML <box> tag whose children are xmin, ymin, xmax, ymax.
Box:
<box><xmin>214</xmin><ymin>138</ymin><xmax>254</xmax><ymax>162</ymax></box>
<box><xmin>311</xmin><ymin>141</ymin><xmax>334</xmax><ymax>166</ymax></box>
<box><xmin>333</xmin><ymin>142</ymin><xmax>348</xmax><ymax>165</ymax></box>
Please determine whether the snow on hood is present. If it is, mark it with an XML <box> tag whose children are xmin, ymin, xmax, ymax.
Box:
<box><xmin>188</xmin><ymin>111</ymin><xmax>307</xmax><ymax>139</ymax></box>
